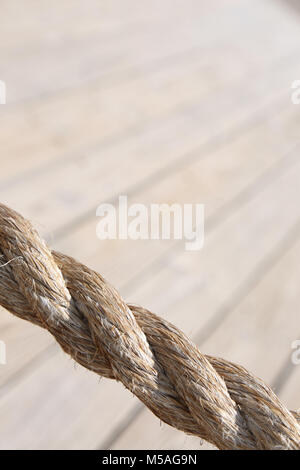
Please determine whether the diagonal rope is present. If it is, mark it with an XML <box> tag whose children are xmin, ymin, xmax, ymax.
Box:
<box><xmin>0</xmin><ymin>203</ymin><xmax>299</xmax><ymax>450</ymax></box>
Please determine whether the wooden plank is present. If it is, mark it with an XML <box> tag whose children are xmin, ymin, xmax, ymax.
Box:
<box><xmin>0</xmin><ymin>0</ymin><xmax>245</xmax><ymax>103</ymax></box>
<box><xmin>1</xmin><ymin>0</ymin><xmax>299</xmax><ymax>179</ymax></box>
<box><xmin>0</xmin><ymin>46</ymin><xmax>245</xmax><ymax>184</ymax></box>
<box><xmin>1</xmin><ymin>50</ymin><xmax>299</xmax><ymax>243</ymax></box>
<box><xmin>0</xmin><ymin>1</ymin><xmax>152</xmax><ymax>54</ymax></box>
<box><xmin>2</xmin><ymin>33</ymin><xmax>297</xmax><ymax>187</ymax></box>
<box><xmin>54</xmin><ymin>104</ymin><xmax>300</xmax><ymax>288</ymax></box>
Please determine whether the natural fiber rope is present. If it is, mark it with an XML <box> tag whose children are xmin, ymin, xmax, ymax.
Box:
<box><xmin>0</xmin><ymin>203</ymin><xmax>299</xmax><ymax>450</ymax></box>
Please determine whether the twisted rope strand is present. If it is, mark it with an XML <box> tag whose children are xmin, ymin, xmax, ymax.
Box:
<box><xmin>0</xmin><ymin>203</ymin><xmax>299</xmax><ymax>450</ymax></box>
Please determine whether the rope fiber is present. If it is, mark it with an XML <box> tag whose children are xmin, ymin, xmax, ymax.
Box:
<box><xmin>0</xmin><ymin>203</ymin><xmax>299</xmax><ymax>450</ymax></box>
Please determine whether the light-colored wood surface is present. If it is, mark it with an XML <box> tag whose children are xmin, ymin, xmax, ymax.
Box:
<box><xmin>0</xmin><ymin>0</ymin><xmax>300</xmax><ymax>450</ymax></box>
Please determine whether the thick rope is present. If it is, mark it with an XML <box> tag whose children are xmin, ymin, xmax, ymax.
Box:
<box><xmin>0</xmin><ymin>203</ymin><xmax>299</xmax><ymax>450</ymax></box>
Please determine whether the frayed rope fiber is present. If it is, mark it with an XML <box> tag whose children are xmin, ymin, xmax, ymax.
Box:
<box><xmin>0</xmin><ymin>203</ymin><xmax>299</xmax><ymax>450</ymax></box>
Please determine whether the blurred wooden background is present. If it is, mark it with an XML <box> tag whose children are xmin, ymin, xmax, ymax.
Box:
<box><xmin>0</xmin><ymin>0</ymin><xmax>300</xmax><ymax>449</ymax></box>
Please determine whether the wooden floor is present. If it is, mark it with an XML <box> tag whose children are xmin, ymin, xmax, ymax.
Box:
<box><xmin>0</xmin><ymin>0</ymin><xmax>300</xmax><ymax>450</ymax></box>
